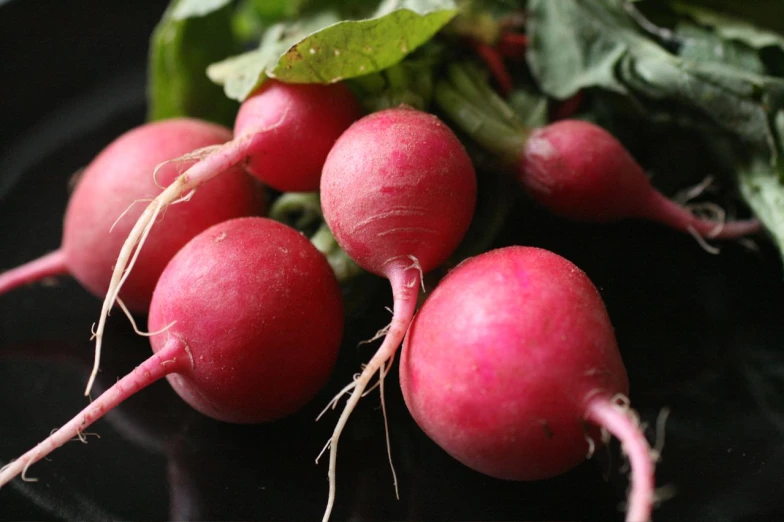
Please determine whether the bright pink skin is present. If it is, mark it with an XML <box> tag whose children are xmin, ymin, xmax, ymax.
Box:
<box><xmin>235</xmin><ymin>81</ymin><xmax>363</xmax><ymax>192</ymax></box>
<box><xmin>400</xmin><ymin>246</ymin><xmax>655</xmax><ymax>522</ymax></box>
<box><xmin>321</xmin><ymin>107</ymin><xmax>477</xmax><ymax>277</ymax></box>
<box><xmin>520</xmin><ymin>119</ymin><xmax>760</xmax><ymax>239</ymax></box>
<box><xmin>0</xmin><ymin>118</ymin><xmax>262</xmax><ymax>311</ymax></box>
<box><xmin>0</xmin><ymin>217</ymin><xmax>344</xmax><ymax>487</ymax></box>
<box><xmin>148</xmin><ymin>217</ymin><xmax>344</xmax><ymax>423</ymax></box>
<box><xmin>319</xmin><ymin>106</ymin><xmax>477</xmax><ymax>521</ymax></box>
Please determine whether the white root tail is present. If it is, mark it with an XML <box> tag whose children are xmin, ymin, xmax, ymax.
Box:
<box><xmin>319</xmin><ymin>265</ymin><xmax>421</xmax><ymax>522</ymax></box>
<box><xmin>86</xmin><ymin>136</ymin><xmax>253</xmax><ymax>396</ymax></box>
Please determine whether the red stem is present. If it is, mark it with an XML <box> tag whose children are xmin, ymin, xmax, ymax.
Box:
<box><xmin>642</xmin><ymin>191</ymin><xmax>761</xmax><ymax>240</ymax></box>
<box><xmin>469</xmin><ymin>40</ymin><xmax>514</xmax><ymax>97</ymax></box>
<box><xmin>0</xmin><ymin>338</ymin><xmax>189</xmax><ymax>487</ymax></box>
<box><xmin>497</xmin><ymin>32</ymin><xmax>528</xmax><ymax>58</ymax></box>
<box><xmin>550</xmin><ymin>91</ymin><xmax>585</xmax><ymax>121</ymax></box>
<box><xmin>0</xmin><ymin>250</ymin><xmax>68</xmax><ymax>295</ymax></box>
<box><xmin>585</xmin><ymin>397</ymin><xmax>655</xmax><ymax>522</ymax></box>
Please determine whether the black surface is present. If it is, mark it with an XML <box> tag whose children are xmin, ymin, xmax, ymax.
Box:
<box><xmin>3</xmin><ymin>1</ymin><xmax>784</xmax><ymax>521</ymax></box>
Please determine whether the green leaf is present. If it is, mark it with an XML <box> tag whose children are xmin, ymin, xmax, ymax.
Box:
<box><xmin>526</xmin><ymin>0</ymin><xmax>784</xmax><ymax>174</ymax></box>
<box><xmin>207</xmin><ymin>0</ymin><xmax>458</xmax><ymax>101</ymax></box>
<box><xmin>526</xmin><ymin>0</ymin><xmax>637</xmax><ymax>100</ymax></box>
<box><xmin>170</xmin><ymin>0</ymin><xmax>233</xmax><ymax>20</ymax></box>
<box><xmin>737</xmin><ymin>148</ymin><xmax>784</xmax><ymax>260</ymax></box>
<box><xmin>672</xmin><ymin>2</ymin><xmax>784</xmax><ymax>52</ymax></box>
<box><xmin>208</xmin><ymin>14</ymin><xmax>339</xmax><ymax>100</ymax></box>
<box><xmin>148</xmin><ymin>0</ymin><xmax>239</xmax><ymax>125</ymax></box>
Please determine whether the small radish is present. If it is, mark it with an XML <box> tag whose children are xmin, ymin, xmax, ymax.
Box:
<box><xmin>435</xmin><ymin>63</ymin><xmax>760</xmax><ymax>240</ymax></box>
<box><xmin>319</xmin><ymin>106</ymin><xmax>477</xmax><ymax>521</ymax></box>
<box><xmin>0</xmin><ymin>118</ymin><xmax>262</xmax><ymax>311</ymax></box>
<box><xmin>0</xmin><ymin>217</ymin><xmax>344</xmax><ymax>487</ymax></box>
<box><xmin>89</xmin><ymin>80</ymin><xmax>361</xmax><ymax>395</ymax></box>
<box><xmin>519</xmin><ymin>119</ymin><xmax>759</xmax><ymax>238</ymax></box>
<box><xmin>399</xmin><ymin>246</ymin><xmax>656</xmax><ymax>522</ymax></box>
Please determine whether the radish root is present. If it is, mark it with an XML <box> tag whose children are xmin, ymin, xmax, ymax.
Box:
<box><xmin>586</xmin><ymin>394</ymin><xmax>656</xmax><ymax>522</ymax></box>
<box><xmin>86</xmin><ymin>135</ymin><xmax>254</xmax><ymax>396</ymax></box>
<box><xmin>320</xmin><ymin>262</ymin><xmax>422</xmax><ymax>522</ymax></box>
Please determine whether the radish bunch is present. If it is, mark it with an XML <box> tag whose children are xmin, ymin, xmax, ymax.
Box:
<box><xmin>87</xmin><ymin>80</ymin><xmax>361</xmax><ymax>394</ymax></box>
<box><xmin>2</xmin><ymin>67</ymin><xmax>706</xmax><ymax>522</ymax></box>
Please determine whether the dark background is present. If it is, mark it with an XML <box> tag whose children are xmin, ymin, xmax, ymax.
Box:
<box><xmin>3</xmin><ymin>1</ymin><xmax>784</xmax><ymax>520</ymax></box>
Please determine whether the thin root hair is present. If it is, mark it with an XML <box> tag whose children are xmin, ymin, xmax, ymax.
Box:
<box><xmin>379</xmin><ymin>352</ymin><xmax>400</xmax><ymax>500</ymax></box>
<box><xmin>317</xmin><ymin>380</ymin><xmax>360</xmax><ymax>421</ymax></box>
<box><xmin>315</xmin><ymin>438</ymin><xmax>332</xmax><ymax>464</ymax></box>
<box><xmin>674</xmin><ymin>175</ymin><xmax>715</xmax><ymax>204</ymax></box>
<box><xmin>686</xmin><ymin>225</ymin><xmax>721</xmax><ymax>255</ymax></box>
<box><xmin>651</xmin><ymin>407</ymin><xmax>671</xmax><ymax>463</ymax></box>
<box><xmin>21</xmin><ymin>462</ymin><xmax>38</xmax><ymax>483</ymax></box>
<box><xmin>403</xmin><ymin>255</ymin><xmax>425</xmax><ymax>292</ymax></box>
<box><xmin>151</xmin><ymin>145</ymin><xmax>222</xmax><ymax>188</ymax></box>
<box><xmin>116</xmin><ymin>297</ymin><xmax>177</xmax><ymax>337</ymax></box>
<box><xmin>110</xmin><ymin>198</ymin><xmax>154</xmax><ymax>233</ymax></box>
<box><xmin>585</xmin><ymin>433</ymin><xmax>596</xmax><ymax>459</ymax></box>
<box><xmin>653</xmin><ymin>483</ymin><xmax>677</xmax><ymax>506</ymax></box>
<box><xmin>358</xmin><ymin>322</ymin><xmax>392</xmax><ymax>347</ymax></box>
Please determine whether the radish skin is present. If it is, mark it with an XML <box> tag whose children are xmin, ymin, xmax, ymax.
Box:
<box><xmin>319</xmin><ymin>107</ymin><xmax>477</xmax><ymax>521</ymax></box>
<box><xmin>0</xmin><ymin>119</ymin><xmax>261</xmax><ymax>312</ymax></box>
<box><xmin>399</xmin><ymin>246</ymin><xmax>657</xmax><ymax>522</ymax></box>
<box><xmin>1</xmin><ymin>217</ymin><xmax>344</xmax><ymax>487</ymax></box>
<box><xmin>0</xmin><ymin>251</ymin><xmax>67</xmax><ymax>294</ymax></box>
<box><xmin>521</xmin><ymin>120</ymin><xmax>761</xmax><ymax>239</ymax></box>
<box><xmin>89</xmin><ymin>81</ymin><xmax>360</xmax><ymax>396</ymax></box>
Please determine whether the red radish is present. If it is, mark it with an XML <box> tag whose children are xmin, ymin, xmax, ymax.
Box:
<box><xmin>399</xmin><ymin>246</ymin><xmax>656</xmax><ymax>522</ymax></box>
<box><xmin>0</xmin><ymin>118</ymin><xmax>261</xmax><ymax>311</ymax></box>
<box><xmin>0</xmin><ymin>217</ymin><xmax>344</xmax><ymax>487</ymax></box>
<box><xmin>435</xmin><ymin>64</ymin><xmax>760</xmax><ymax>241</ymax></box>
<box><xmin>520</xmin><ymin>119</ymin><xmax>759</xmax><ymax>238</ymax></box>
<box><xmin>89</xmin><ymin>80</ymin><xmax>360</xmax><ymax>395</ymax></box>
<box><xmin>319</xmin><ymin>106</ymin><xmax>477</xmax><ymax>521</ymax></box>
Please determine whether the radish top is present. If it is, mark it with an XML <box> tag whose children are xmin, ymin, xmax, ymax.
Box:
<box><xmin>235</xmin><ymin>81</ymin><xmax>363</xmax><ymax>193</ymax></box>
<box><xmin>320</xmin><ymin>106</ymin><xmax>477</xmax><ymax>278</ymax></box>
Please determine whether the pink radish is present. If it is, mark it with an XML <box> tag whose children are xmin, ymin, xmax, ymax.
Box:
<box><xmin>519</xmin><ymin>119</ymin><xmax>760</xmax><ymax>238</ymax></box>
<box><xmin>318</xmin><ymin>106</ymin><xmax>477</xmax><ymax>520</ymax></box>
<box><xmin>399</xmin><ymin>246</ymin><xmax>656</xmax><ymax>522</ymax></box>
<box><xmin>89</xmin><ymin>80</ymin><xmax>361</xmax><ymax>395</ymax></box>
<box><xmin>0</xmin><ymin>217</ymin><xmax>344</xmax><ymax>487</ymax></box>
<box><xmin>435</xmin><ymin>64</ymin><xmax>760</xmax><ymax>241</ymax></box>
<box><xmin>0</xmin><ymin>118</ymin><xmax>262</xmax><ymax>311</ymax></box>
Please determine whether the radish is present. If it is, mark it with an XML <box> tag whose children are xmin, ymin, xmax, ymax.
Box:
<box><xmin>88</xmin><ymin>80</ymin><xmax>361</xmax><ymax>395</ymax></box>
<box><xmin>399</xmin><ymin>246</ymin><xmax>656</xmax><ymax>522</ymax></box>
<box><xmin>0</xmin><ymin>118</ymin><xmax>262</xmax><ymax>311</ymax></box>
<box><xmin>0</xmin><ymin>217</ymin><xmax>344</xmax><ymax>487</ymax></box>
<box><xmin>435</xmin><ymin>63</ymin><xmax>760</xmax><ymax>240</ymax></box>
<box><xmin>519</xmin><ymin>119</ymin><xmax>760</xmax><ymax>238</ymax></box>
<box><xmin>319</xmin><ymin>106</ymin><xmax>477</xmax><ymax>520</ymax></box>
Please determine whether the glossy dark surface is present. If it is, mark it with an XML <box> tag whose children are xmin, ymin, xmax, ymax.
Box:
<box><xmin>3</xmin><ymin>2</ymin><xmax>784</xmax><ymax>521</ymax></box>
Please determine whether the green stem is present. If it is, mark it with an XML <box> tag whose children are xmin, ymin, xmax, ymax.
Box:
<box><xmin>268</xmin><ymin>192</ymin><xmax>322</xmax><ymax>230</ymax></box>
<box><xmin>447</xmin><ymin>62</ymin><xmax>520</xmax><ymax>126</ymax></box>
<box><xmin>435</xmin><ymin>80</ymin><xmax>526</xmax><ymax>162</ymax></box>
<box><xmin>312</xmin><ymin>223</ymin><xmax>362</xmax><ymax>283</ymax></box>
